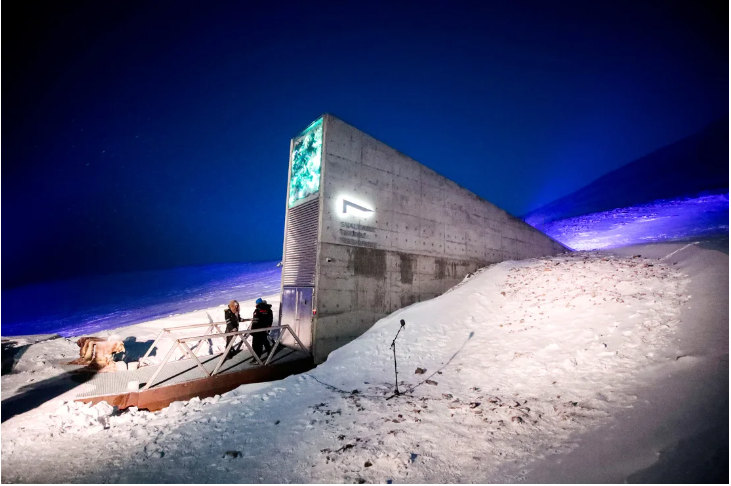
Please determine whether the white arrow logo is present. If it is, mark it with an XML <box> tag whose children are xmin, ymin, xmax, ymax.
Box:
<box><xmin>342</xmin><ymin>199</ymin><xmax>374</xmax><ymax>214</ymax></box>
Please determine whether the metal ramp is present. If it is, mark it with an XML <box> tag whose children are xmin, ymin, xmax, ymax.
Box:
<box><xmin>73</xmin><ymin>323</ymin><xmax>314</xmax><ymax>410</ymax></box>
<box><xmin>75</xmin><ymin>346</ymin><xmax>308</xmax><ymax>399</ymax></box>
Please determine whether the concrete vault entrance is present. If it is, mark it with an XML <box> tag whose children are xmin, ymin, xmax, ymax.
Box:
<box><xmin>279</xmin><ymin>114</ymin><xmax>567</xmax><ymax>363</ymax></box>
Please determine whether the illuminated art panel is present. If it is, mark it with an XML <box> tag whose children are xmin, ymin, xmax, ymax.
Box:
<box><xmin>289</xmin><ymin>118</ymin><xmax>323</xmax><ymax>207</ymax></box>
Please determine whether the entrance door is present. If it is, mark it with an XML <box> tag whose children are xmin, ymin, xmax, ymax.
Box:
<box><xmin>280</xmin><ymin>286</ymin><xmax>313</xmax><ymax>350</ymax></box>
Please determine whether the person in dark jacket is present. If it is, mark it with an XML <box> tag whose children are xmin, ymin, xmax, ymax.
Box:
<box><xmin>250</xmin><ymin>298</ymin><xmax>273</xmax><ymax>360</ymax></box>
<box><xmin>224</xmin><ymin>300</ymin><xmax>249</xmax><ymax>356</ymax></box>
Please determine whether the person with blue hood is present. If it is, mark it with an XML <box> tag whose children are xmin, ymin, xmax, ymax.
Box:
<box><xmin>250</xmin><ymin>298</ymin><xmax>273</xmax><ymax>360</ymax></box>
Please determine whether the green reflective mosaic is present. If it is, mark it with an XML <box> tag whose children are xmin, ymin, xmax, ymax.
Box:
<box><xmin>288</xmin><ymin>118</ymin><xmax>323</xmax><ymax>207</ymax></box>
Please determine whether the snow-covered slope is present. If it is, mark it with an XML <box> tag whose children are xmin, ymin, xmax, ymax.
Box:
<box><xmin>1</xmin><ymin>261</ymin><xmax>281</xmax><ymax>338</ymax></box>
<box><xmin>0</xmin><ymin>294</ymin><xmax>280</xmax><ymax>413</ymax></box>
<box><xmin>516</xmin><ymin>242</ymin><xmax>729</xmax><ymax>484</ymax></box>
<box><xmin>535</xmin><ymin>192</ymin><xmax>729</xmax><ymax>250</ymax></box>
<box><xmin>3</xmin><ymin>247</ymin><xmax>703</xmax><ymax>483</ymax></box>
<box><xmin>524</xmin><ymin>118</ymin><xmax>729</xmax><ymax>227</ymax></box>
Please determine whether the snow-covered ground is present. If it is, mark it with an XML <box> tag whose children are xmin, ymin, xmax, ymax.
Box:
<box><xmin>2</xmin><ymin>261</ymin><xmax>281</xmax><ymax>337</ymax></box>
<box><xmin>3</xmin><ymin>241</ymin><xmax>725</xmax><ymax>483</ymax></box>
<box><xmin>532</xmin><ymin>193</ymin><xmax>729</xmax><ymax>251</ymax></box>
<box><xmin>1</xmin><ymin>294</ymin><xmax>280</xmax><ymax>416</ymax></box>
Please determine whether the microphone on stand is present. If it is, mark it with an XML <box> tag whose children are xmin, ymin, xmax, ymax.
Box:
<box><xmin>389</xmin><ymin>319</ymin><xmax>407</xmax><ymax>397</ymax></box>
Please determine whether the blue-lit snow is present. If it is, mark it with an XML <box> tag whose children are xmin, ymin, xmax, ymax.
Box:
<box><xmin>3</xmin><ymin>194</ymin><xmax>727</xmax><ymax>339</ymax></box>
<box><xmin>530</xmin><ymin>193</ymin><xmax>729</xmax><ymax>251</ymax></box>
<box><xmin>1</xmin><ymin>262</ymin><xmax>281</xmax><ymax>338</ymax></box>
<box><xmin>2</xmin><ymin>197</ymin><xmax>728</xmax><ymax>482</ymax></box>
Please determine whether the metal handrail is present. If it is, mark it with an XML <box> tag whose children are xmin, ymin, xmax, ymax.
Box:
<box><xmin>140</xmin><ymin>321</ymin><xmax>236</xmax><ymax>363</ymax></box>
<box><xmin>140</xmin><ymin>325</ymin><xmax>310</xmax><ymax>391</ymax></box>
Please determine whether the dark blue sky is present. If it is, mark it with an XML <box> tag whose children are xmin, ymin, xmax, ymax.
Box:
<box><xmin>3</xmin><ymin>0</ymin><xmax>728</xmax><ymax>288</ymax></box>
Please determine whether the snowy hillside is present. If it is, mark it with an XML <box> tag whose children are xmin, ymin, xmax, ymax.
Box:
<box><xmin>1</xmin><ymin>261</ymin><xmax>281</xmax><ymax>338</ymax></box>
<box><xmin>524</xmin><ymin>118</ymin><xmax>729</xmax><ymax>227</ymax></box>
<box><xmin>2</xmin><ymin>248</ymin><xmax>702</xmax><ymax>483</ymax></box>
<box><xmin>534</xmin><ymin>192</ymin><xmax>729</xmax><ymax>250</ymax></box>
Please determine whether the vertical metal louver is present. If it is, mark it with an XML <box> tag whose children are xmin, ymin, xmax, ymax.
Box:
<box><xmin>283</xmin><ymin>199</ymin><xmax>319</xmax><ymax>286</ymax></box>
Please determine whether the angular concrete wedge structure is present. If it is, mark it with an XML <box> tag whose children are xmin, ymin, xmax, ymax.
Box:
<box><xmin>279</xmin><ymin>115</ymin><xmax>568</xmax><ymax>363</ymax></box>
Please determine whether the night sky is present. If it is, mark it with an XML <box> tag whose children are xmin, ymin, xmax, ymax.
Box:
<box><xmin>3</xmin><ymin>0</ymin><xmax>728</xmax><ymax>289</ymax></box>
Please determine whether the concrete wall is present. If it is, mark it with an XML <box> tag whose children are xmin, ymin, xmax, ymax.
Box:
<box><xmin>311</xmin><ymin>115</ymin><xmax>567</xmax><ymax>362</ymax></box>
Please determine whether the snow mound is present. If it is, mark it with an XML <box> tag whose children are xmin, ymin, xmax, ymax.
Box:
<box><xmin>2</xmin><ymin>251</ymin><xmax>691</xmax><ymax>483</ymax></box>
<box><xmin>531</xmin><ymin>193</ymin><xmax>728</xmax><ymax>250</ymax></box>
<box><xmin>45</xmin><ymin>401</ymin><xmax>118</xmax><ymax>436</ymax></box>
<box><xmin>319</xmin><ymin>251</ymin><xmax>688</xmax><ymax>394</ymax></box>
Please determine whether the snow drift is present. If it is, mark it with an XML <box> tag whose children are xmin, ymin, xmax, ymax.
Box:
<box><xmin>524</xmin><ymin>117</ymin><xmax>729</xmax><ymax>227</ymax></box>
<box><xmin>534</xmin><ymin>192</ymin><xmax>729</xmax><ymax>251</ymax></box>
<box><xmin>2</xmin><ymin>250</ymin><xmax>692</xmax><ymax>483</ymax></box>
<box><xmin>1</xmin><ymin>261</ymin><xmax>281</xmax><ymax>338</ymax></box>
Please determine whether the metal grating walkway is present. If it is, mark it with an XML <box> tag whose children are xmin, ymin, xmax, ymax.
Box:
<box><xmin>74</xmin><ymin>346</ymin><xmax>308</xmax><ymax>399</ymax></box>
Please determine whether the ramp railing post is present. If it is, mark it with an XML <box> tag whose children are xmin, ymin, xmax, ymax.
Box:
<box><xmin>141</xmin><ymin>341</ymin><xmax>178</xmax><ymax>391</ymax></box>
<box><xmin>239</xmin><ymin>330</ymin><xmax>264</xmax><ymax>366</ymax></box>
<box><xmin>264</xmin><ymin>329</ymin><xmax>285</xmax><ymax>366</ymax></box>
<box><xmin>192</xmin><ymin>324</ymin><xmax>214</xmax><ymax>357</ymax></box>
<box><xmin>178</xmin><ymin>340</ymin><xmax>210</xmax><ymax>378</ymax></box>
<box><xmin>141</xmin><ymin>329</ymin><xmax>166</xmax><ymax>361</ymax></box>
<box><xmin>211</xmin><ymin>331</ymin><xmax>247</xmax><ymax>376</ymax></box>
<box><xmin>211</xmin><ymin>331</ymin><xmax>239</xmax><ymax>376</ymax></box>
<box><xmin>284</xmin><ymin>325</ymin><xmax>311</xmax><ymax>356</ymax></box>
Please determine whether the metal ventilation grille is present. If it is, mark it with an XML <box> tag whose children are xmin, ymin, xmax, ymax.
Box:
<box><xmin>283</xmin><ymin>199</ymin><xmax>319</xmax><ymax>286</ymax></box>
